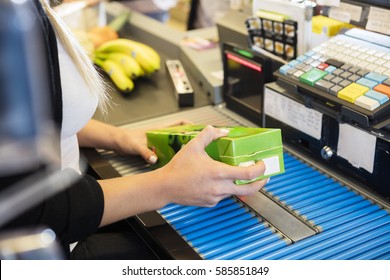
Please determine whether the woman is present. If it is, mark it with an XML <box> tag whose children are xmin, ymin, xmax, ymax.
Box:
<box><xmin>0</xmin><ymin>0</ymin><xmax>267</xmax><ymax>259</ymax></box>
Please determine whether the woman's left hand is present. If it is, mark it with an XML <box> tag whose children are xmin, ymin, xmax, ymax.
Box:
<box><xmin>114</xmin><ymin>119</ymin><xmax>192</xmax><ymax>164</ymax></box>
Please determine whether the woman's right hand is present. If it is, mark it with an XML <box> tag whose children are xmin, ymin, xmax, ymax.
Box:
<box><xmin>157</xmin><ymin>125</ymin><xmax>268</xmax><ymax>207</ymax></box>
<box><xmin>98</xmin><ymin>125</ymin><xmax>268</xmax><ymax>227</ymax></box>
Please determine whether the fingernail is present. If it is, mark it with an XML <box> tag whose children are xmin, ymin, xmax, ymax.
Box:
<box><xmin>148</xmin><ymin>155</ymin><xmax>157</xmax><ymax>164</ymax></box>
<box><xmin>239</xmin><ymin>160</ymin><xmax>255</xmax><ymax>167</ymax></box>
<box><xmin>220</xmin><ymin>128</ymin><xmax>230</xmax><ymax>134</ymax></box>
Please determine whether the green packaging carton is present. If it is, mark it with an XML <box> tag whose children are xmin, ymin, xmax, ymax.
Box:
<box><xmin>146</xmin><ymin>125</ymin><xmax>284</xmax><ymax>184</ymax></box>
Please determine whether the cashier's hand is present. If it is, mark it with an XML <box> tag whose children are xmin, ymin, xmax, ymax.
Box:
<box><xmin>115</xmin><ymin>119</ymin><xmax>192</xmax><ymax>164</ymax></box>
<box><xmin>158</xmin><ymin>125</ymin><xmax>268</xmax><ymax>207</ymax></box>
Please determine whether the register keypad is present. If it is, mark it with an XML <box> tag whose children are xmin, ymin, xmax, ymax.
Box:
<box><xmin>277</xmin><ymin>29</ymin><xmax>390</xmax><ymax>119</ymax></box>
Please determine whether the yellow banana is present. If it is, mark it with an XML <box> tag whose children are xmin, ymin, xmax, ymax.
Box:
<box><xmin>94</xmin><ymin>58</ymin><xmax>134</xmax><ymax>94</ymax></box>
<box><xmin>96</xmin><ymin>52</ymin><xmax>143</xmax><ymax>79</ymax></box>
<box><xmin>127</xmin><ymin>40</ymin><xmax>161</xmax><ymax>69</ymax></box>
<box><xmin>138</xmin><ymin>65</ymin><xmax>145</xmax><ymax>77</ymax></box>
<box><xmin>95</xmin><ymin>38</ymin><xmax>161</xmax><ymax>75</ymax></box>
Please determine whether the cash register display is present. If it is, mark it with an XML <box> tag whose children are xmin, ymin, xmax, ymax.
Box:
<box><xmin>222</xmin><ymin>42</ymin><xmax>281</xmax><ymax>124</ymax></box>
<box><xmin>224</xmin><ymin>51</ymin><xmax>264</xmax><ymax>114</ymax></box>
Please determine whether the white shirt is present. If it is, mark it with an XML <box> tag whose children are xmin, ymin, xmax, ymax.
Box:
<box><xmin>57</xmin><ymin>41</ymin><xmax>98</xmax><ymax>173</ymax></box>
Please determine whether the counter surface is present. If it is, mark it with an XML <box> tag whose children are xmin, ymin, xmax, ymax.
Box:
<box><xmin>93</xmin><ymin>56</ymin><xmax>211</xmax><ymax>127</ymax></box>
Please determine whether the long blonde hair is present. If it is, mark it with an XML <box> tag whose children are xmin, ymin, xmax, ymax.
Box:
<box><xmin>39</xmin><ymin>0</ymin><xmax>109</xmax><ymax>113</ymax></box>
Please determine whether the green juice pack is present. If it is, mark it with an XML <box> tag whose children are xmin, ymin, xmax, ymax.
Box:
<box><xmin>146</xmin><ymin>125</ymin><xmax>285</xmax><ymax>184</ymax></box>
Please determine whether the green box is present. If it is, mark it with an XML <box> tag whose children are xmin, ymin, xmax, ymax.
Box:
<box><xmin>146</xmin><ymin>125</ymin><xmax>285</xmax><ymax>184</ymax></box>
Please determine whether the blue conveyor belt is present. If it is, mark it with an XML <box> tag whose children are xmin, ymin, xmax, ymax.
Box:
<box><xmin>100</xmin><ymin>107</ymin><xmax>390</xmax><ymax>260</ymax></box>
<box><xmin>158</xmin><ymin>152</ymin><xmax>390</xmax><ymax>260</ymax></box>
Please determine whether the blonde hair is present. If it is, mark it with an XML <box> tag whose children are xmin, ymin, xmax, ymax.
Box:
<box><xmin>39</xmin><ymin>0</ymin><xmax>109</xmax><ymax>113</ymax></box>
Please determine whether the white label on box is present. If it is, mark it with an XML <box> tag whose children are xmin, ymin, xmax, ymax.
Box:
<box><xmin>264</xmin><ymin>87</ymin><xmax>323</xmax><ymax>140</ymax></box>
<box><xmin>239</xmin><ymin>156</ymin><xmax>280</xmax><ymax>176</ymax></box>
<box><xmin>337</xmin><ymin>123</ymin><xmax>376</xmax><ymax>173</ymax></box>
<box><xmin>263</xmin><ymin>156</ymin><xmax>280</xmax><ymax>176</ymax></box>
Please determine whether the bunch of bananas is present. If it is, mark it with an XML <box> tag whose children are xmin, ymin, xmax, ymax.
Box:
<box><xmin>93</xmin><ymin>38</ymin><xmax>161</xmax><ymax>95</ymax></box>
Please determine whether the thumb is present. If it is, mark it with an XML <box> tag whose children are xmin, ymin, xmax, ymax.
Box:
<box><xmin>138</xmin><ymin>146</ymin><xmax>158</xmax><ymax>165</ymax></box>
<box><xmin>194</xmin><ymin>125</ymin><xmax>230</xmax><ymax>149</ymax></box>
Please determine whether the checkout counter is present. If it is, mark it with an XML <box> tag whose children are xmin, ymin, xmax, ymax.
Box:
<box><xmin>92</xmin><ymin>3</ymin><xmax>221</xmax><ymax>126</ymax></box>
<box><xmin>83</xmin><ymin>2</ymin><xmax>390</xmax><ymax>260</ymax></box>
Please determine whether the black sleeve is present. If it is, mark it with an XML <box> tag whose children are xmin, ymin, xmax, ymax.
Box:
<box><xmin>2</xmin><ymin>169</ymin><xmax>105</xmax><ymax>246</ymax></box>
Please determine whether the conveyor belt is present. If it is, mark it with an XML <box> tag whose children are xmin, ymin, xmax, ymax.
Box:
<box><xmin>97</xmin><ymin>105</ymin><xmax>390</xmax><ymax>260</ymax></box>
